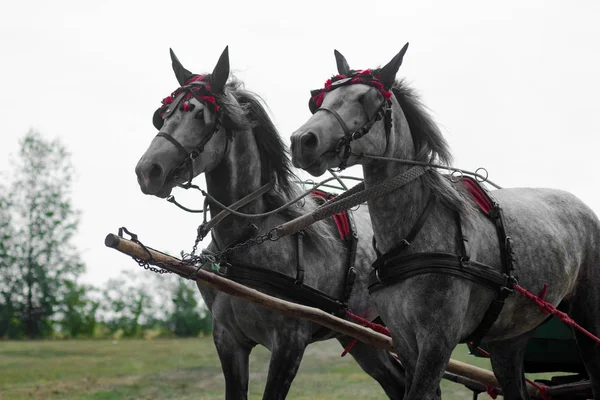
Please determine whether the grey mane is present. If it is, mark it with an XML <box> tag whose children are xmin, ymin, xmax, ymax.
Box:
<box><xmin>390</xmin><ymin>79</ymin><xmax>475</xmax><ymax>215</ymax></box>
<box><xmin>224</xmin><ymin>79</ymin><xmax>341</xmax><ymax>249</ymax></box>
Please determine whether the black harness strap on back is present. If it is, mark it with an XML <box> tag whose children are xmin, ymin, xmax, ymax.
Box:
<box><xmin>368</xmin><ymin>182</ymin><xmax>516</xmax><ymax>347</ymax></box>
<box><xmin>221</xmin><ymin>261</ymin><xmax>347</xmax><ymax>316</ymax></box>
<box><xmin>341</xmin><ymin>209</ymin><xmax>358</xmax><ymax>306</ymax></box>
<box><xmin>212</xmin><ymin>208</ymin><xmax>360</xmax><ymax>341</ymax></box>
<box><xmin>372</xmin><ymin>195</ymin><xmax>438</xmax><ymax>260</ymax></box>
<box><xmin>295</xmin><ymin>231</ymin><xmax>305</xmax><ymax>284</ymax></box>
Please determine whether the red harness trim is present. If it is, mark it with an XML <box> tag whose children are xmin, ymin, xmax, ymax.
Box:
<box><xmin>159</xmin><ymin>75</ymin><xmax>220</xmax><ymax>118</ymax></box>
<box><xmin>311</xmin><ymin>190</ymin><xmax>351</xmax><ymax>240</ymax></box>
<box><xmin>461</xmin><ymin>177</ymin><xmax>494</xmax><ymax>215</ymax></box>
<box><xmin>310</xmin><ymin>70</ymin><xmax>392</xmax><ymax>109</ymax></box>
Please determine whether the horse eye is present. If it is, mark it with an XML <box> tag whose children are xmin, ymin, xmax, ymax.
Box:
<box><xmin>358</xmin><ymin>94</ymin><xmax>366</xmax><ymax>104</ymax></box>
<box><xmin>195</xmin><ymin>111</ymin><xmax>204</xmax><ymax>120</ymax></box>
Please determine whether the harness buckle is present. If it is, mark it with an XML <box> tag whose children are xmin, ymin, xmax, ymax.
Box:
<box><xmin>399</xmin><ymin>239</ymin><xmax>410</xmax><ymax>248</ymax></box>
<box><xmin>375</xmin><ymin>268</ymin><xmax>383</xmax><ymax>284</ymax></box>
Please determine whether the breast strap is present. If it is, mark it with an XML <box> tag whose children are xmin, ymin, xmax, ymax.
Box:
<box><xmin>368</xmin><ymin>189</ymin><xmax>516</xmax><ymax>347</ymax></box>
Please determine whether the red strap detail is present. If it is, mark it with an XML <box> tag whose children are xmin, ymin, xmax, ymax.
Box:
<box><xmin>485</xmin><ymin>385</ymin><xmax>499</xmax><ymax>399</ymax></box>
<box><xmin>341</xmin><ymin>338</ymin><xmax>358</xmax><ymax>357</ymax></box>
<box><xmin>346</xmin><ymin>310</ymin><xmax>391</xmax><ymax>336</ymax></box>
<box><xmin>461</xmin><ymin>177</ymin><xmax>494</xmax><ymax>215</ymax></box>
<box><xmin>311</xmin><ymin>71</ymin><xmax>391</xmax><ymax>107</ymax></box>
<box><xmin>311</xmin><ymin>190</ymin><xmax>350</xmax><ymax>240</ymax></box>
<box><xmin>514</xmin><ymin>284</ymin><xmax>600</xmax><ymax>344</ymax></box>
<box><xmin>342</xmin><ymin>311</ymin><xmax>391</xmax><ymax>356</ymax></box>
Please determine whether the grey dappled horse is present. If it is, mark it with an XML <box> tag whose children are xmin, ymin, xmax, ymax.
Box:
<box><xmin>135</xmin><ymin>47</ymin><xmax>406</xmax><ymax>400</ymax></box>
<box><xmin>290</xmin><ymin>44</ymin><xmax>600</xmax><ymax>400</ymax></box>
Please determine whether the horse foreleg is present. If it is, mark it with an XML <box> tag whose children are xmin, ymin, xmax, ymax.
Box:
<box><xmin>213</xmin><ymin>322</ymin><xmax>254</xmax><ymax>400</ymax></box>
<box><xmin>487</xmin><ymin>332</ymin><xmax>533</xmax><ymax>400</ymax></box>
<box><xmin>261</xmin><ymin>338</ymin><xmax>308</xmax><ymax>400</ymax></box>
<box><xmin>403</xmin><ymin>338</ymin><xmax>450</xmax><ymax>400</ymax></box>
<box><xmin>337</xmin><ymin>335</ymin><xmax>406</xmax><ymax>399</ymax></box>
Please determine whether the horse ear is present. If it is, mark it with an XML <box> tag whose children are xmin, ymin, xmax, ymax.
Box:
<box><xmin>379</xmin><ymin>42</ymin><xmax>409</xmax><ymax>88</ymax></box>
<box><xmin>211</xmin><ymin>46</ymin><xmax>230</xmax><ymax>93</ymax></box>
<box><xmin>170</xmin><ymin>48</ymin><xmax>193</xmax><ymax>86</ymax></box>
<box><xmin>334</xmin><ymin>49</ymin><xmax>351</xmax><ymax>76</ymax></box>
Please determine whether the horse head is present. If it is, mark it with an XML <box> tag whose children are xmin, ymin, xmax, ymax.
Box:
<box><xmin>290</xmin><ymin>43</ymin><xmax>409</xmax><ymax>176</ymax></box>
<box><xmin>135</xmin><ymin>46</ymin><xmax>237</xmax><ymax>197</ymax></box>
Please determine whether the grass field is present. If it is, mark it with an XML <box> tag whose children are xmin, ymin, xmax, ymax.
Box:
<box><xmin>0</xmin><ymin>338</ymin><xmax>532</xmax><ymax>399</ymax></box>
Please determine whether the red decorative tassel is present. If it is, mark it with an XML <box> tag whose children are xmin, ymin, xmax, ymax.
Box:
<box><xmin>162</xmin><ymin>96</ymin><xmax>174</xmax><ymax>105</ymax></box>
<box><xmin>199</xmin><ymin>95</ymin><xmax>216</xmax><ymax>104</ymax></box>
<box><xmin>313</xmin><ymin>92</ymin><xmax>325</xmax><ymax>107</ymax></box>
<box><xmin>183</xmin><ymin>103</ymin><xmax>191</xmax><ymax>111</ymax></box>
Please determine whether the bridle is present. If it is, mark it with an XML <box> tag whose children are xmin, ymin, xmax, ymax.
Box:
<box><xmin>152</xmin><ymin>77</ymin><xmax>227</xmax><ymax>189</ymax></box>
<box><xmin>308</xmin><ymin>70</ymin><xmax>393</xmax><ymax>170</ymax></box>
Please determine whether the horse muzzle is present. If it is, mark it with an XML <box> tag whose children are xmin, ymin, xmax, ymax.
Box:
<box><xmin>135</xmin><ymin>158</ymin><xmax>171</xmax><ymax>196</ymax></box>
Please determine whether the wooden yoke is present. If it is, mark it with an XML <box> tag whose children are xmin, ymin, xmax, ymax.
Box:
<box><xmin>105</xmin><ymin>232</ymin><xmax>545</xmax><ymax>397</ymax></box>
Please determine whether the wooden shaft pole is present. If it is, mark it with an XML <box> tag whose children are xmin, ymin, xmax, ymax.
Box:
<box><xmin>105</xmin><ymin>233</ymin><xmax>394</xmax><ymax>350</ymax></box>
<box><xmin>105</xmin><ymin>232</ymin><xmax>543</xmax><ymax>397</ymax></box>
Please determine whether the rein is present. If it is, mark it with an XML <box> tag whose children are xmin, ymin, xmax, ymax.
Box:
<box><xmin>358</xmin><ymin>154</ymin><xmax>503</xmax><ymax>190</ymax></box>
<box><xmin>274</xmin><ymin>166</ymin><xmax>427</xmax><ymax>239</ymax></box>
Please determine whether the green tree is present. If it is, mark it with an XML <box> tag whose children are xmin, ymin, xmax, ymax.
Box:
<box><xmin>0</xmin><ymin>130</ymin><xmax>84</xmax><ymax>338</ymax></box>
<box><xmin>169</xmin><ymin>280</ymin><xmax>211</xmax><ymax>337</ymax></box>
<box><xmin>59</xmin><ymin>281</ymin><xmax>99</xmax><ymax>338</ymax></box>
<box><xmin>101</xmin><ymin>276</ymin><xmax>154</xmax><ymax>338</ymax></box>
<box><xmin>0</xmin><ymin>190</ymin><xmax>22</xmax><ymax>338</ymax></box>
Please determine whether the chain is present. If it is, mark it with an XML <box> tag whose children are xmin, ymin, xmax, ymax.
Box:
<box><xmin>216</xmin><ymin>228</ymin><xmax>280</xmax><ymax>259</ymax></box>
<box><xmin>119</xmin><ymin>224</ymin><xmax>279</xmax><ymax>278</ymax></box>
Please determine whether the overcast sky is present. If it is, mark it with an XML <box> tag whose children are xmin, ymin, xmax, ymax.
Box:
<box><xmin>1</xmin><ymin>0</ymin><xmax>599</xmax><ymax>286</ymax></box>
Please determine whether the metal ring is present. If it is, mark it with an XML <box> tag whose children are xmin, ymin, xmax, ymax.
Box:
<box><xmin>474</xmin><ymin>167</ymin><xmax>489</xmax><ymax>183</ymax></box>
<box><xmin>450</xmin><ymin>169</ymin><xmax>464</xmax><ymax>183</ymax></box>
<box><xmin>375</xmin><ymin>269</ymin><xmax>382</xmax><ymax>284</ymax></box>
<box><xmin>304</xmin><ymin>179</ymin><xmax>315</xmax><ymax>189</ymax></box>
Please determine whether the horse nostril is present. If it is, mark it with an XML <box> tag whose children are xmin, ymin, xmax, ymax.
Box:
<box><xmin>301</xmin><ymin>132</ymin><xmax>318</xmax><ymax>150</ymax></box>
<box><xmin>149</xmin><ymin>163</ymin><xmax>163</xmax><ymax>181</ymax></box>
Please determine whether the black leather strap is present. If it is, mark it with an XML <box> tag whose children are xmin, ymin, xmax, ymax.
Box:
<box><xmin>372</xmin><ymin>195</ymin><xmax>437</xmax><ymax>267</ymax></box>
<box><xmin>369</xmin><ymin>252</ymin><xmax>511</xmax><ymax>293</ymax></box>
<box><xmin>316</xmin><ymin>107</ymin><xmax>350</xmax><ymax>136</ymax></box>
<box><xmin>295</xmin><ymin>232</ymin><xmax>305</xmax><ymax>285</ymax></box>
<box><xmin>220</xmin><ymin>262</ymin><xmax>346</xmax><ymax>316</ymax></box>
<box><xmin>341</xmin><ymin>209</ymin><xmax>358</xmax><ymax>305</ymax></box>
<box><xmin>156</xmin><ymin>131</ymin><xmax>189</xmax><ymax>159</ymax></box>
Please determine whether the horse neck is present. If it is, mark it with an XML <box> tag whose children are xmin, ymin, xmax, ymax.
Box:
<box><xmin>362</xmin><ymin>99</ymin><xmax>431</xmax><ymax>253</ymax></box>
<box><xmin>205</xmin><ymin>127</ymin><xmax>268</xmax><ymax>246</ymax></box>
